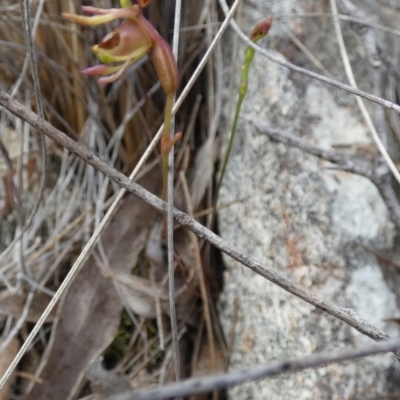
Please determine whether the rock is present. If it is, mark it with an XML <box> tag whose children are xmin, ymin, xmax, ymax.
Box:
<box><xmin>218</xmin><ymin>0</ymin><xmax>400</xmax><ymax>398</ymax></box>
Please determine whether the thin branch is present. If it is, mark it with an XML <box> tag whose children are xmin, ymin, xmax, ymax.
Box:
<box><xmin>254</xmin><ymin>122</ymin><xmax>374</xmax><ymax>179</ymax></box>
<box><xmin>0</xmin><ymin>90</ymin><xmax>399</xmax><ymax>390</ymax></box>
<box><xmin>217</xmin><ymin>0</ymin><xmax>400</xmax><ymax>115</ymax></box>
<box><xmin>255</xmin><ymin>122</ymin><xmax>400</xmax><ymax>228</ymax></box>
<box><xmin>105</xmin><ymin>337</ymin><xmax>400</xmax><ymax>400</ymax></box>
<box><xmin>272</xmin><ymin>12</ymin><xmax>400</xmax><ymax>38</ymax></box>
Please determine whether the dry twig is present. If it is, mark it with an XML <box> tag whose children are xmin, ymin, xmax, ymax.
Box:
<box><xmin>0</xmin><ymin>89</ymin><xmax>399</xmax><ymax>389</ymax></box>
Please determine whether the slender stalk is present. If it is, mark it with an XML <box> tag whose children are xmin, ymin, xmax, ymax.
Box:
<box><xmin>214</xmin><ymin>95</ymin><xmax>244</xmax><ymax>211</ymax></box>
<box><xmin>213</xmin><ymin>18</ymin><xmax>272</xmax><ymax>220</ymax></box>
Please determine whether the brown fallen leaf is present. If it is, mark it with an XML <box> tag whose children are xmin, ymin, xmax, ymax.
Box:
<box><xmin>0</xmin><ymin>291</ymin><xmax>56</xmax><ymax>323</ymax></box>
<box><xmin>0</xmin><ymin>338</ymin><xmax>19</xmax><ymax>400</ymax></box>
<box><xmin>26</xmin><ymin>169</ymin><xmax>161</xmax><ymax>400</ymax></box>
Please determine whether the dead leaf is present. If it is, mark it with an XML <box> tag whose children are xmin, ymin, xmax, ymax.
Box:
<box><xmin>26</xmin><ymin>169</ymin><xmax>161</xmax><ymax>400</ymax></box>
<box><xmin>0</xmin><ymin>291</ymin><xmax>56</xmax><ymax>323</ymax></box>
<box><xmin>0</xmin><ymin>338</ymin><xmax>19</xmax><ymax>400</ymax></box>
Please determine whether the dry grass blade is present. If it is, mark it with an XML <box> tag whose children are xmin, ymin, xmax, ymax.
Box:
<box><xmin>179</xmin><ymin>171</ymin><xmax>216</xmax><ymax>370</ymax></box>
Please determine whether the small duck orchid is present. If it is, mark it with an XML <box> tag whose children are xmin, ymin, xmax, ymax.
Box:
<box><xmin>62</xmin><ymin>0</ymin><xmax>180</xmax><ymax>200</ymax></box>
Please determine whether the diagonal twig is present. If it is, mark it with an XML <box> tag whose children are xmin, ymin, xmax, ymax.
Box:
<box><xmin>253</xmin><ymin>122</ymin><xmax>374</xmax><ymax>179</ymax></box>
<box><xmin>254</xmin><ymin>122</ymin><xmax>400</xmax><ymax>228</ymax></box>
<box><xmin>0</xmin><ymin>90</ymin><xmax>399</xmax><ymax>390</ymax></box>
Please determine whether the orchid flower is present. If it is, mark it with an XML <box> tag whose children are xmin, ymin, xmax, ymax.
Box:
<box><xmin>62</xmin><ymin>0</ymin><xmax>180</xmax><ymax>200</ymax></box>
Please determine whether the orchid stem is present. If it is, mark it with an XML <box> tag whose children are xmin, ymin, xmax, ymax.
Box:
<box><xmin>212</xmin><ymin>18</ymin><xmax>272</xmax><ymax>221</ymax></box>
<box><xmin>213</xmin><ymin>78</ymin><xmax>246</xmax><ymax>214</ymax></box>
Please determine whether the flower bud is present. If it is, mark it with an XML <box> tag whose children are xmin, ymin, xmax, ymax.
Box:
<box><xmin>250</xmin><ymin>17</ymin><xmax>273</xmax><ymax>43</ymax></box>
<box><xmin>151</xmin><ymin>40</ymin><xmax>179</xmax><ymax>95</ymax></box>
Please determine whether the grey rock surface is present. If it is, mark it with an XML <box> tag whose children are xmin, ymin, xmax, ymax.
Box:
<box><xmin>218</xmin><ymin>0</ymin><xmax>400</xmax><ymax>398</ymax></box>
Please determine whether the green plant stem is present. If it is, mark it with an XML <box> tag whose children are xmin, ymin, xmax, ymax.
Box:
<box><xmin>213</xmin><ymin>45</ymin><xmax>255</xmax><ymax>217</ymax></box>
